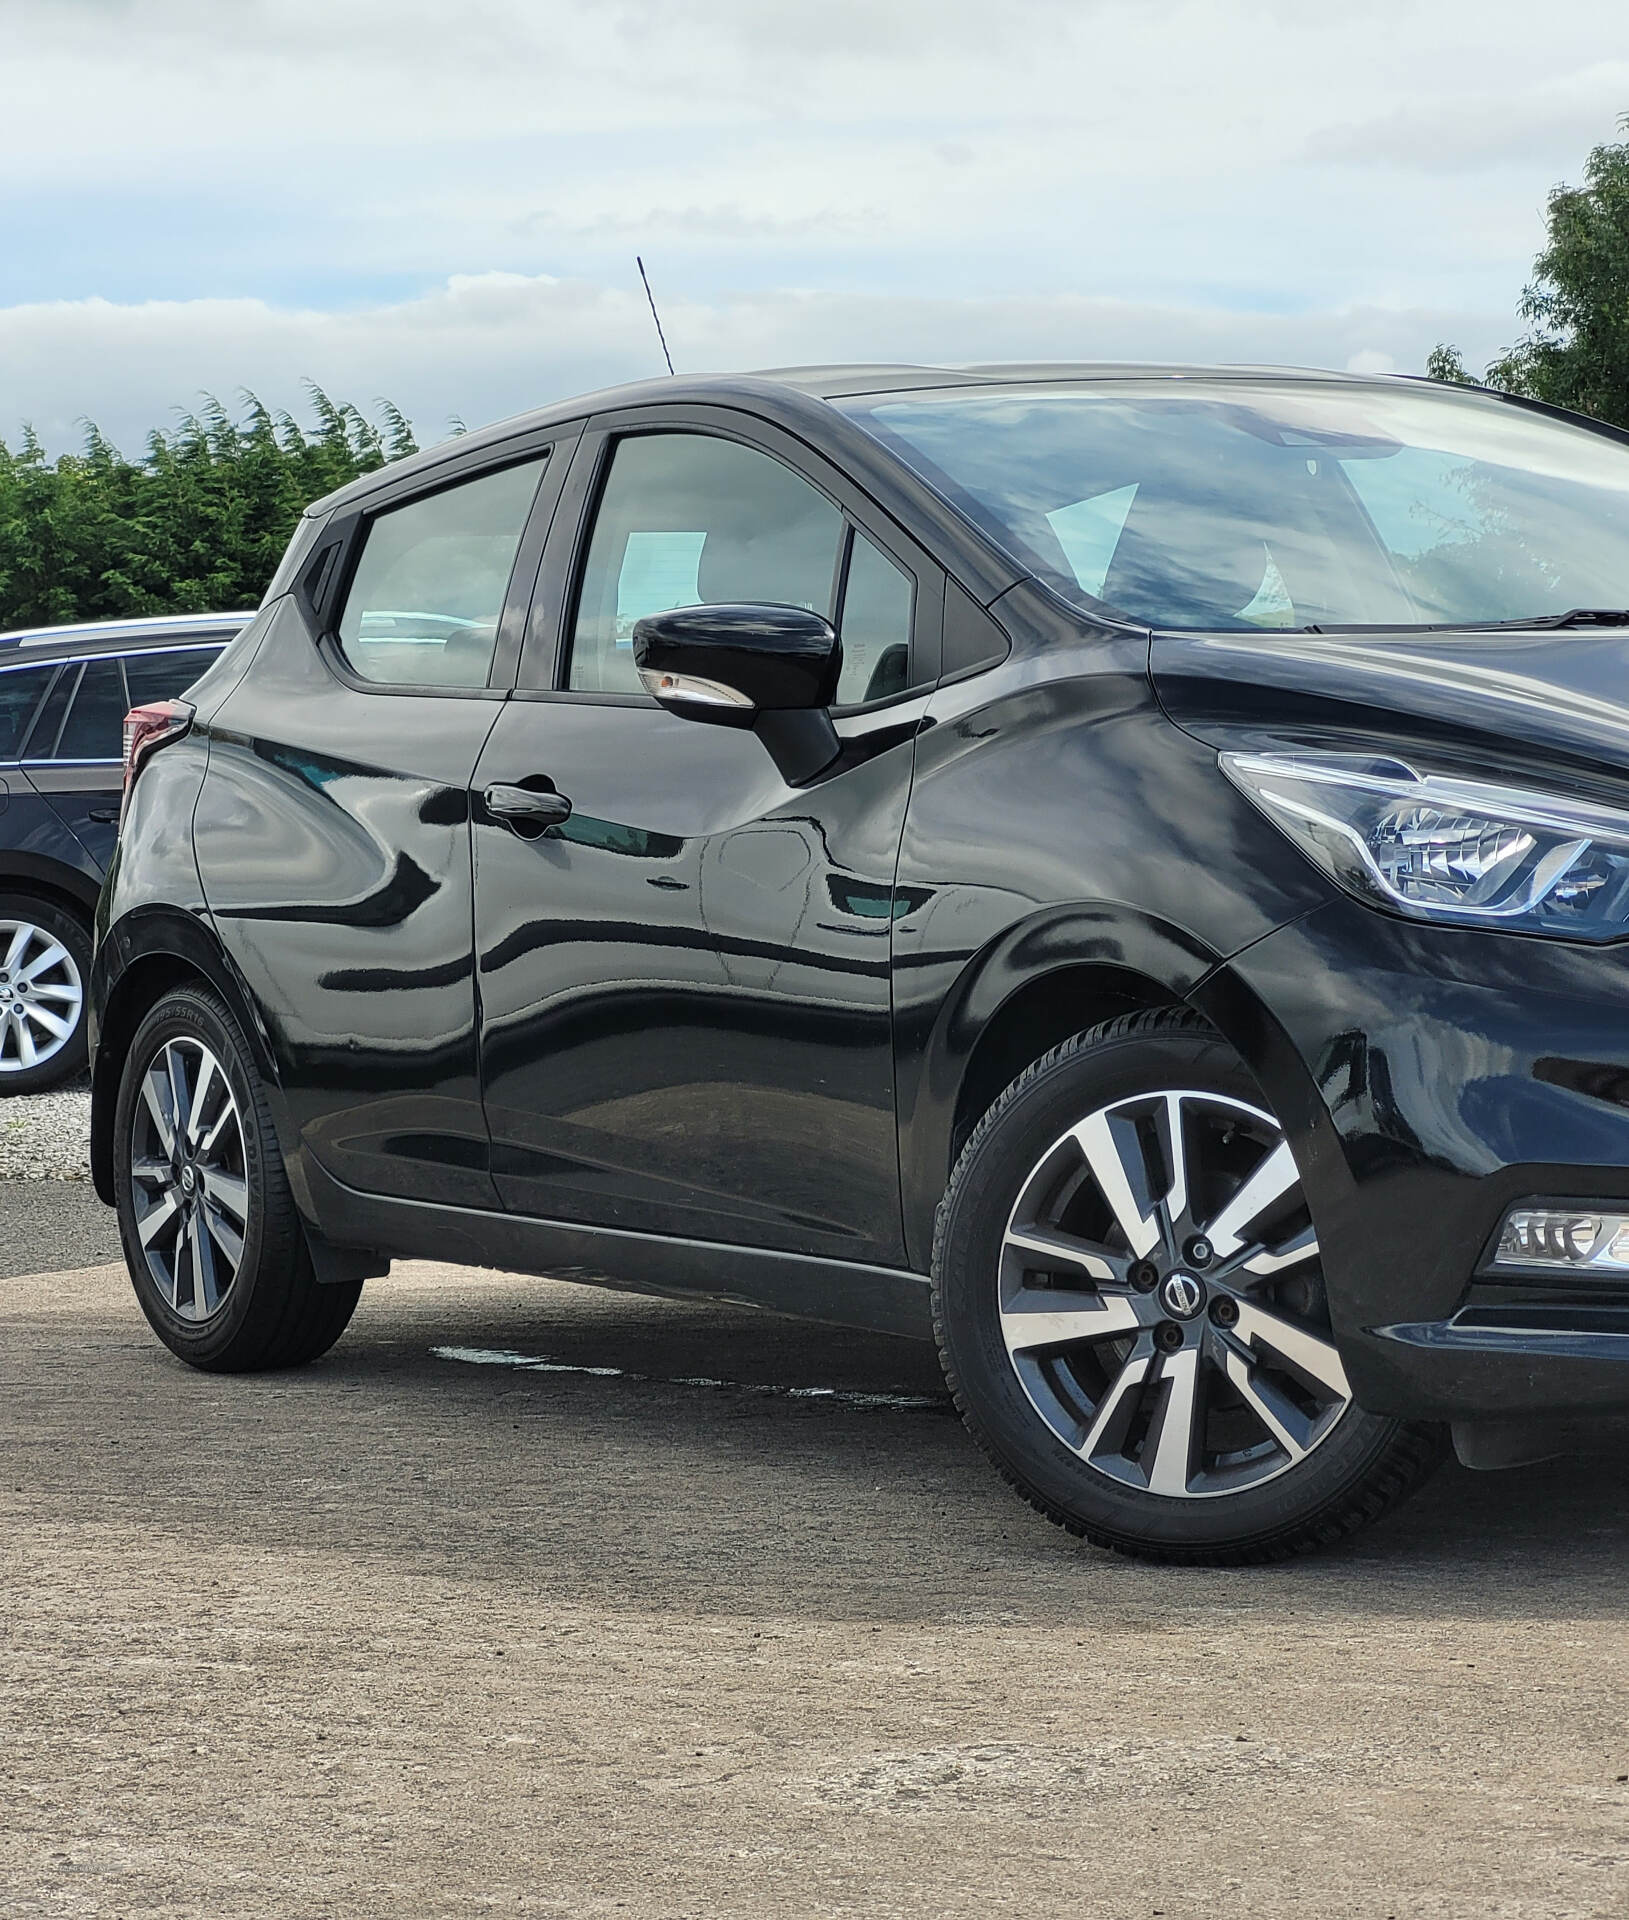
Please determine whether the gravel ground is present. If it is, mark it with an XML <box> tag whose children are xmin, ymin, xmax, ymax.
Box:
<box><xmin>0</xmin><ymin>1077</ymin><xmax>92</xmax><ymax>1180</ymax></box>
<box><xmin>2</xmin><ymin>1255</ymin><xmax>1628</xmax><ymax>1917</ymax></box>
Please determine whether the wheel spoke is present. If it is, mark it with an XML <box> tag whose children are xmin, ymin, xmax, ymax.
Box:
<box><xmin>1221</xmin><ymin>1344</ymin><xmax>1315</xmax><ymax>1461</ymax></box>
<box><xmin>165</xmin><ymin>1046</ymin><xmax>192</xmax><ymax>1151</ymax></box>
<box><xmin>1002</xmin><ymin>1221</ymin><xmax>1120</xmax><ymax>1281</ymax></box>
<box><xmin>185</xmin><ymin>1052</ymin><xmax>218</xmax><ymax>1152</ymax></box>
<box><xmin>1201</xmin><ymin>1139</ymin><xmax>1300</xmax><ymax>1258</ymax></box>
<box><xmin>1076</xmin><ymin>1345</ymin><xmax>1154</xmax><ymax>1462</ymax></box>
<box><xmin>1158</xmin><ymin>1092</ymin><xmax>1190</xmax><ymax>1229</ymax></box>
<box><xmin>29</xmin><ymin>980</ymin><xmax>80</xmax><ymax>1003</ymax></box>
<box><xmin>2</xmin><ymin>924</ymin><xmax>30</xmax><ymax>972</ymax></box>
<box><xmin>202</xmin><ymin>1200</ymin><xmax>245</xmax><ymax>1273</ymax></box>
<box><xmin>1002</xmin><ymin>1286</ymin><xmax>1143</xmax><ymax>1353</ymax></box>
<box><xmin>1071</xmin><ymin>1110</ymin><xmax>1162</xmax><ymax>1258</ymax></box>
<box><xmin>20</xmin><ymin>1001</ymin><xmax>72</xmax><ymax>1043</ymax></box>
<box><xmin>201</xmin><ymin>1167</ymin><xmax>248</xmax><ymax>1224</ymax></box>
<box><xmin>1231</xmin><ymin>1299</ymin><xmax>1351</xmax><ymax>1400</ymax></box>
<box><xmin>188</xmin><ymin>1209</ymin><xmax>220</xmax><ymax>1315</ymax></box>
<box><xmin>1241</xmin><ymin>1225</ymin><xmax>1320</xmax><ymax>1277</ymax></box>
<box><xmin>1143</xmin><ymin>1346</ymin><xmax>1202</xmax><ymax>1496</ymax></box>
<box><xmin>140</xmin><ymin>1067</ymin><xmax>177</xmax><ymax>1158</ymax></box>
<box><xmin>18</xmin><ymin>940</ymin><xmax>67</xmax><ymax>983</ymax></box>
<box><xmin>129</xmin><ymin>1155</ymin><xmax>172</xmax><ymax>1189</ymax></box>
<box><xmin>137</xmin><ymin>1191</ymin><xmax>181</xmax><ymax>1249</ymax></box>
<box><xmin>12</xmin><ymin>1010</ymin><xmax>37</xmax><ymax>1070</ymax></box>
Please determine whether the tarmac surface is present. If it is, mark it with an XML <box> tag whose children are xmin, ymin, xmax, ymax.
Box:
<box><xmin>1</xmin><ymin>1242</ymin><xmax>1627</xmax><ymax>1918</ymax></box>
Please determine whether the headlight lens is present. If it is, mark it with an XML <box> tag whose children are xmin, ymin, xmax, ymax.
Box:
<box><xmin>1221</xmin><ymin>750</ymin><xmax>1629</xmax><ymax>940</ymax></box>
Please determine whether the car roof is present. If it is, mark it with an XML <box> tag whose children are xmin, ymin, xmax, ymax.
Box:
<box><xmin>0</xmin><ymin>610</ymin><xmax>254</xmax><ymax>667</ymax></box>
<box><xmin>302</xmin><ymin>359</ymin><xmax>1432</xmax><ymax>517</ymax></box>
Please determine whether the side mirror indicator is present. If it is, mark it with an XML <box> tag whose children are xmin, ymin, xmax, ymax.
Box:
<box><xmin>632</xmin><ymin>603</ymin><xmax>843</xmax><ymax>784</ymax></box>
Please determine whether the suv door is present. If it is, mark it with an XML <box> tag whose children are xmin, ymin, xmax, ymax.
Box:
<box><xmin>193</xmin><ymin>437</ymin><xmax>571</xmax><ymax>1209</ymax></box>
<box><xmin>471</xmin><ymin>410</ymin><xmax>943</xmax><ymax>1266</ymax></box>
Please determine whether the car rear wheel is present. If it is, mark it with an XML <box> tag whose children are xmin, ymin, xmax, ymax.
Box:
<box><xmin>933</xmin><ymin>1007</ymin><xmax>1444</xmax><ymax>1564</ymax></box>
<box><xmin>112</xmin><ymin>984</ymin><xmax>362</xmax><ymax>1371</ymax></box>
<box><xmin>0</xmin><ymin>894</ymin><xmax>90</xmax><ymax>1094</ymax></box>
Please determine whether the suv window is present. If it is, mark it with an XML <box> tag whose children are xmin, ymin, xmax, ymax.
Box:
<box><xmin>0</xmin><ymin>664</ymin><xmax>54</xmax><ymax>761</ymax></box>
<box><xmin>569</xmin><ymin>433</ymin><xmax>845</xmax><ymax>695</ymax></box>
<box><xmin>123</xmin><ymin>646</ymin><xmax>222</xmax><ymax>711</ymax></box>
<box><xmin>336</xmin><ymin>458</ymin><xmax>548</xmax><ymax>688</ymax></box>
<box><xmin>15</xmin><ymin>645</ymin><xmax>223</xmax><ymax>763</ymax></box>
<box><xmin>56</xmin><ymin>659</ymin><xmax>127</xmax><ymax>761</ymax></box>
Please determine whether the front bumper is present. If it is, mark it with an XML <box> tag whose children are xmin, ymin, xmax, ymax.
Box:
<box><xmin>1197</xmin><ymin>897</ymin><xmax>1629</xmax><ymax>1424</ymax></box>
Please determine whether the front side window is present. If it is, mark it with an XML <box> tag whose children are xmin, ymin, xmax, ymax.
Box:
<box><xmin>840</xmin><ymin>381</ymin><xmax>1629</xmax><ymax>632</ymax></box>
<box><xmin>336</xmin><ymin>457</ymin><xmax>547</xmax><ymax>687</ymax></box>
<box><xmin>569</xmin><ymin>434</ymin><xmax>844</xmax><ymax>694</ymax></box>
<box><xmin>0</xmin><ymin>665</ymin><xmax>54</xmax><ymax>760</ymax></box>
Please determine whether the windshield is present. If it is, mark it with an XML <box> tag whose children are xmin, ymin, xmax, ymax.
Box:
<box><xmin>837</xmin><ymin>379</ymin><xmax>1629</xmax><ymax>632</ymax></box>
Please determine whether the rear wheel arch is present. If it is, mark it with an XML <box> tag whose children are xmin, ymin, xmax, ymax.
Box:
<box><xmin>91</xmin><ymin>931</ymin><xmax>279</xmax><ymax>1203</ymax></box>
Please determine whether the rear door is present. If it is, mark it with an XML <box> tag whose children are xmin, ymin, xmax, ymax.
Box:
<box><xmin>194</xmin><ymin>434</ymin><xmax>573</xmax><ymax>1209</ymax></box>
<box><xmin>471</xmin><ymin>408</ymin><xmax>943</xmax><ymax>1266</ymax></box>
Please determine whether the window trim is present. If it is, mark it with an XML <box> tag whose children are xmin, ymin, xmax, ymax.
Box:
<box><xmin>312</xmin><ymin>432</ymin><xmax>577</xmax><ymax>700</ymax></box>
<box><xmin>515</xmin><ymin>405</ymin><xmax>944</xmax><ymax>709</ymax></box>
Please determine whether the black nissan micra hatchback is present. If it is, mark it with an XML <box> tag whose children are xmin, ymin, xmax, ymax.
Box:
<box><xmin>90</xmin><ymin>363</ymin><xmax>1629</xmax><ymax>1562</ymax></box>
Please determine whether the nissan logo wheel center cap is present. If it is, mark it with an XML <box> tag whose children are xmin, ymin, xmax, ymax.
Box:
<box><xmin>1159</xmin><ymin>1271</ymin><xmax>1205</xmax><ymax>1319</ymax></box>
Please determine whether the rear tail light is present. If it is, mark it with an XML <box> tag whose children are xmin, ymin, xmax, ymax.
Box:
<box><xmin>121</xmin><ymin>700</ymin><xmax>195</xmax><ymax>812</ymax></box>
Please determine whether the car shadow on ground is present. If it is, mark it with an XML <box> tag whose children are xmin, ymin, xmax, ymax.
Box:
<box><xmin>25</xmin><ymin>1259</ymin><xmax>1624</xmax><ymax>1632</ymax></box>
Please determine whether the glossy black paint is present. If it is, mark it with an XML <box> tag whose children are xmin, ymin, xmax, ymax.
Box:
<box><xmin>632</xmin><ymin>602</ymin><xmax>844</xmax><ymax>714</ymax></box>
<box><xmin>87</xmin><ymin>364</ymin><xmax>1629</xmax><ymax>1434</ymax></box>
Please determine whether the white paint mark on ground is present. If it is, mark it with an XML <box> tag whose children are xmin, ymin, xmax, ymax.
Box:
<box><xmin>431</xmin><ymin>1345</ymin><xmax>948</xmax><ymax>1412</ymax></box>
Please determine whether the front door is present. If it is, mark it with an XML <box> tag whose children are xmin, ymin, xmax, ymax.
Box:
<box><xmin>472</xmin><ymin>416</ymin><xmax>941</xmax><ymax>1266</ymax></box>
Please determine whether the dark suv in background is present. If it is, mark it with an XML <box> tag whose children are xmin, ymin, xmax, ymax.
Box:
<box><xmin>0</xmin><ymin>613</ymin><xmax>249</xmax><ymax>1089</ymax></box>
<box><xmin>88</xmin><ymin>363</ymin><xmax>1629</xmax><ymax>1562</ymax></box>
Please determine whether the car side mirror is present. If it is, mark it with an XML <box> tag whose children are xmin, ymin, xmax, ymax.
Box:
<box><xmin>632</xmin><ymin>603</ymin><xmax>842</xmax><ymax>785</ymax></box>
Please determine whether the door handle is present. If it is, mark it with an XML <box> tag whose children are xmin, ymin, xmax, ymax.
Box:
<box><xmin>88</xmin><ymin>805</ymin><xmax>122</xmax><ymax>823</ymax></box>
<box><xmin>483</xmin><ymin>782</ymin><xmax>572</xmax><ymax>827</ymax></box>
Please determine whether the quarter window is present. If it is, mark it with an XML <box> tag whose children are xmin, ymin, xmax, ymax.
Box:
<box><xmin>56</xmin><ymin>659</ymin><xmax>127</xmax><ymax>760</ymax></box>
<box><xmin>0</xmin><ymin>666</ymin><xmax>54</xmax><ymax>760</ymax></box>
<box><xmin>835</xmin><ymin>531</ymin><xmax>915</xmax><ymax>705</ymax></box>
<box><xmin>568</xmin><ymin>434</ymin><xmax>844</xmax><ymax>695</ymax></box>
<box><xmin>336</xmin><ymin>458</ymin><xmax>548</xmax><ymax>688</ymax></box>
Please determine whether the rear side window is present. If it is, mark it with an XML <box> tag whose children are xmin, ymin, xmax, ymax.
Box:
<box><xmin>14</xmin><ymin>645</ymin><xmax>222</xmax><ymax>763</ymax></box>
<box><xmin>124</xmin><ymin>647</ymin><xmax>221</xmax><ymax>709</ymax></box>
<box><xmin>0</xmin><ymin>665</ymin><xmax>54</xmax><ymax>760</ymax></box>
<box><xmin>56</xmin><ymin>660</ymin><xmax>128</xmax><ymax>761</ymax></box>
<box><xmin>335</xmin><ymin>458</ymin><xmax>548</xmax><ymax>688</ymax></box>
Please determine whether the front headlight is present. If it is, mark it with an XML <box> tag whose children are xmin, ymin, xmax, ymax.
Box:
<box><xmin>1221</xmin><ymin>750</ymin><xmax>1629</xmax><ymax>941</ymax></box>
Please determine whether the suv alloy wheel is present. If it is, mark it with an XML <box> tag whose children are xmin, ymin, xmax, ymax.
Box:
<box><xmin>0</xmin><ymin>894</ymin><xmax>91</xmax><ymax>1093</ymax></box>
<box><xmin>934</xmin><ymin>1009</ymin><xmax>1445</xmax><ymax>1564</ymax></box>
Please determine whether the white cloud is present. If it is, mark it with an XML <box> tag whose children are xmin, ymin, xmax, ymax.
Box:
<box><xmin>0</xmin><ymin>0</ymin><xmax>1621</xmax><ymax>449</ymax></box>
<box><xmin>0</xmin><ymin>273</ymin><xmax>1506</xmax><ymax>455</ymax></box>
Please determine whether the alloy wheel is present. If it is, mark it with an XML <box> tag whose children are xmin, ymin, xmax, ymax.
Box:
<box><xmin>0</xmin><ymin>918</ymin><xmax>83</xmax><ymax>1076</ymax></box>
<box><xmin>128</xmin><ymin>1038</ymin><xmax>250</xmax><ymax>1322</ymax></box>
<box><xmin>999</xmin><ymin>1088</ymin><xmax>1352</xmax><ymax>1499</ymax></box>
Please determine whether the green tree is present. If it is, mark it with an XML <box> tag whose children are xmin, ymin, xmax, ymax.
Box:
<box><xmin>1428</xmin><ymin>117</ymin><xmax>1629</xmax><ymax>425</ymax></box>
<box><xmin>0</xmin><ymin>387</ymin><xmax>418</xmax><ymax>631</ymax></box>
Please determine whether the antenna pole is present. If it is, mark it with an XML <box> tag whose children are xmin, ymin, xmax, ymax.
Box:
<box><xmin>636</xmin><ymin>255</ymin><xmax>675</xmax><ymax>376</ymax></box>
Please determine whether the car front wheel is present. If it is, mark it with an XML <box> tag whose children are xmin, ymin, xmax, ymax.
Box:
<box><xmin>933</xmin><ymin>1007</ymin><xmax>1444</xmax><ymax>1564</ymax></box>
<box><xmin>112</xmin><ymin>984</ymin><xmax>362</xmax><ymax>1371</ymax></box>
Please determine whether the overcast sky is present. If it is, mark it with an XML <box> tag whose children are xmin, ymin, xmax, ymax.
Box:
<box><xmin>2</xmin><ymin>0</ymin><xmax>1626</xmax><ymax>455</ymax></box>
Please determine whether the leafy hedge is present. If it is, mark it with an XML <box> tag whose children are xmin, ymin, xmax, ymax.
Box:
<box><xmin>0</xmin><ymin>389</ymin><xmax>420</xmax><ymax>632</ymax></box>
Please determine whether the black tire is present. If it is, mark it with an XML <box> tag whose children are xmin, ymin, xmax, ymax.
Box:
<box><xmin>933</xmin><ymin>1007</ymin><xmax>1445</xmax><ymax>1565</ymax></box>
<box><xmin>0</xmin><ymin>892</ymin><xmax>91</xmax><ymax>1094</ymax></box>
<box><xmin>112</xmin><ymin>983</ymin><xmax>362</xmax><ymax>1372</ymax></box>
